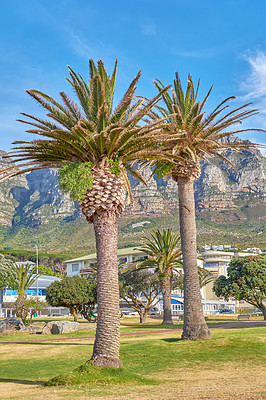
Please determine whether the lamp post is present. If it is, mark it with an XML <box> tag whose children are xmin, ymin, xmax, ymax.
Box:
<box><xmin>35</xmin><ymin>244</ymin><xmax>39</xmax><ymax>298</ymax></box>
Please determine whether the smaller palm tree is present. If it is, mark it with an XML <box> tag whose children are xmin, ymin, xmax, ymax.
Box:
<box><xmin>13</xmin><ymin>262</ymin><xmax>42</xmax><ymax>322</ymax></box>
<box><xmin>14</xmin><ymin>262</ymin><xmax>42</xmax><ymax>296</ymax></box>
<box><xmin>134</xmin><ymin>228</ymin><xmax>182</xmax><ymax>324</ymax></box>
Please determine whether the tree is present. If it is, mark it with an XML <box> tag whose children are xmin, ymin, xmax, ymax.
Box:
<box><xmin>11</xmin><ymin>262</ymin><xmax>43</xmax><ymax>322</ymax></box>
<box><xmin>213</xmin><ymin>255</ymin><xmax>266</xmax><ymax>320</ymax></box>
<box><xmin>14</xmin><ymin>297</ymin><xmax>46</xmax><ymax>325</ymax></box>
<box><xmin>13</xmin><ymin>262</ymin><xmax>42</xmax><ymax>296</ymax></box>
<box><xmin>0</xmin><ymin>254</ymin><xmax>18</xmax><ymax>289</ymax></box>
<box><xmin>152</xmin><ymin>73</ymin><xmax>261</xmax><ymax>340</ymax></box>
<box><xmin>0</xmin><ymin>59</ymin><xmax>171</xmax><ymax>368</ymax></box>
<box><xmin>46</xmin><ymin>275</ymin><xmax>97</xmax><ymax>322</ymax></box>
<box><xmin>120</xmin><ymin>270</ymin><xmax>161</xmax><ymax>323</ymax></box>
<box><xmin>134</xmin><ymin>228</ymin><xmax>182</xmax><ymax>324</ymax></box>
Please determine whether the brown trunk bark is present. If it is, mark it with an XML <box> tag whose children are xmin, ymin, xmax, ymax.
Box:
<box><xmin>161</xmin><ymin>270</ymin><xmax>173</xmax><ymax>324</ymax></box>
<box><xmin>90</xmin><ymin>210</ymin><xmax>122</xmax><ymax>368</ymax></box>
<box><xmin>139</xmin><ymin>312</ymin><xmax>145</xmax><ymax>323</ymax></box>
<box><xmin>73</xmin><ymin>309</ymin><xmax>78</xmax><ymax>322</ymax></box>
<box><xmin>177</xmin><ymin>178</ymin><xmax>210</xmax><ymax>340</ymax></box>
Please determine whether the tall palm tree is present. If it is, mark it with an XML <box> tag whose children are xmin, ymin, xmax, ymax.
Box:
<box><xmin>0</xmin><ymin>59</ymin><xmax>171</xmax><ymax>368</ymax></box>
<box><xmin>135</xmin><ymin>228</ymin><xmax>182</xmax><ymax>324</ymax></box>
<box><xmin>152</xmin><ymin>72</ymin><xmax>262</xmax><ymax>340</ymax></box>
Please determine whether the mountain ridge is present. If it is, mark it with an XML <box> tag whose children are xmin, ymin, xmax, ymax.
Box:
<box><xmin>0</xmin><ymin>146</ymin><xmax>265</xmax><ymax>255</ymax></box>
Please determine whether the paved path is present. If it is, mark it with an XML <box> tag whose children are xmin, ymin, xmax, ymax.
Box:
<box><xmin>0</xmin><ymin>320</ymin><xmax>265</xmax><ymax>345</ymax></box>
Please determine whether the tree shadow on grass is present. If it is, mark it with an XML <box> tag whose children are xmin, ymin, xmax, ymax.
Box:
<box><xmin>211</xmin><ymin>323</ymin><xmax>265</xmax><ymax>330</ymax></box>
<box><xmin>0</xmin><ymin>378</ymin><xmax>45</xmax><ymax>386</ymax></box>
<box><xmin>160</xmin><ymin>338</ymin><xmax>182</xmax><ymax>343</ymax></box>
<box><xmin>0</xmin><ymin>341</ymin><xmax>93</xmax><ymax>346</ymax></box>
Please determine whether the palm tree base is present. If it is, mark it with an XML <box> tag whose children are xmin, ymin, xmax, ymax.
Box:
<box><xmin>181</xmin><ymin>324</ymin><xmax>211</xmax><ymax>340</ymax></box>
<box><xmin>89</xmin><ymin>355</ymin><xmax>123</xmax><ymax>368</ymax></box>
<box><xmin>161</xmin><ymin>319</ymin><xmax>173</xmax><ymax>324</ymax></box>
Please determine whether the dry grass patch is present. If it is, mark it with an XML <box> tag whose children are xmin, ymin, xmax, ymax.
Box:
<box><xmin>0</xmin><ymin>325</ymin><xmax>265</xmax><ymax>400</ymax></box>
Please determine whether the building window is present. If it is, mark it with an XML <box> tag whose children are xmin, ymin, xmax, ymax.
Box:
<box><xmin>72</xmin><ymin>263</ymin><xmax>79</xmax><ymax>272</ymax></box>
<box><xmin>119</xmin><ymin>257</ymin><xmax>127</xmax><ymax>265</ymax></box>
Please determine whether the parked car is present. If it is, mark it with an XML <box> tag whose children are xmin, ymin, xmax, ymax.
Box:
<box><xmin>213</xmin><ymin>309</ymin><xmax>234</xmax><ymax>315</ymax></box>
<box><xmin>48</xmin><ymin>313</ymin><xmax>65</xmax><ymax>317</ymax></box>
<box><xmin>122</xmin><ymin>310</ymin><xmax>138</xmax><ymax>316</ymax></box>
<box><xmin>252</xmin><ymin>308</ymin><xmax>263</xmax><ymax>316</ymax></box>
<box><xmin>148</xmin><ymin>307</ymin><xmax>160</xmax><ymax>315</ymax></box>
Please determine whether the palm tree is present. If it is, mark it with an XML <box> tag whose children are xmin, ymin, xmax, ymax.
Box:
<box><xmin>0</xmin><ymin>59</ymin><xmax>171</xmax><ymax>368</ymax></box>
<box><xmin>13</xmin><ymin>262</ymin><xmax>42</xmax><ymax>322</ymax></box>
<box><xmin>134</xmin><ymin>228</ymin><xmax>182</xmax><ymax>324</ymax></box>
<box><xmin>197</xmin><ymin>266</ymin><xmax>216</xmax><ymax>289</ymax></box>
<box><xmin>152</xmin><ymin>72</ymin><xmax>262</xmax><ymax>340</ymax></box>
<box><xmin>14</xmin><ymin>262</ymin><xmax>42</xmax><ymax>296</ymax></box>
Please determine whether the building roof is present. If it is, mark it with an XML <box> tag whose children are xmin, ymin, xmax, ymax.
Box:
<box><xmin>30</xmin><ymin>275</ymin><xmax>60</xmax><ymax>288</ymax></box>
<box><xmin>64</xmin><ymin>247</ymin><xmax>145</xmax><ymax>263</ymax></box>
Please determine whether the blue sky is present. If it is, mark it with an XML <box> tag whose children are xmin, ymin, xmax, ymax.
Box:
<box><xmin>1</xmin><ymin>0</ymin><xmax>266</xmax><ymax>155</ymax></box>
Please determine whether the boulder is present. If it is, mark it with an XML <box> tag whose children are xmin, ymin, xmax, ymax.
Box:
<box><xmin>0</xmin><ymin>318</ymin><xmax>24</xmax><ymax>333</ymax></box>
<box><xmin>42</xmin><ymin>321</ymin><xmax>80</xmax><ymax>335</ymax></box>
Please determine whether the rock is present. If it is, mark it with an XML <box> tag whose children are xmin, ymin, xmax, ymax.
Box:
<box><xmin>0</xmin><ymin>318</ymin><xmax>25</xmax><ymax>333</ymax></box>
<box><xmin>42</xmin><ymin>321</ymin><xmax>80</xmax><ymax>335</ymax></box>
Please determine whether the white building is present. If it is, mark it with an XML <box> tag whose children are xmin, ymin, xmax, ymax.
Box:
<box><xmin>0</xmin><ymin>275</ymin><xmax>64</xmax><ymax>318</ymax></box>
<box><xmin>65</xmin><ymin>247</ymin><xmax>148</xmax><ymax>277</ymax></box>
<box><xmin>200</xmin><ymin>249</ymin><xmax>259</xmax><ymax>305</ymax></box>
<box><xmin>65</xmin><ymin>247</ymin><xmax>238</xmax><ymax>314</ymax></box>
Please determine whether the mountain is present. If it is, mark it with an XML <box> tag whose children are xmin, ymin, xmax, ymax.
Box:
<box><xmin>0</xmin><ymin>145</ymin><xmax>265</xmax><ymax>255</ymax></box>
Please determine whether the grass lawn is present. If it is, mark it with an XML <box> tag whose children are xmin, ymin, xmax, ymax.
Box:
<box><xmin>0</xmin><ymin>317</ymin><xmax>265</xmax><ymax>399</ymax></box>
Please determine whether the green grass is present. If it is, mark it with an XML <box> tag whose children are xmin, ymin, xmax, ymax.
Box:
<box><xmin>46</xmin><ymin>363</ymin><xmax>156</xmax><ymax>387</ymax></box>
<box><xmin>0</xmin><ymin>324</ymin><xmax>264</xmax><ymax>385</ymax></box>
<box><xmin>0</xmin><ymin>321</ymin><xmax>265</xmax><ymax>399</ymax></box>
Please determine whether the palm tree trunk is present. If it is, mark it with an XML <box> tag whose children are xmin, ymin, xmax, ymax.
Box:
<box><xmin>161</xmin><ymin>270</ymin><xmax>173</xmax><ymax>324</ymax></box>
<box><xmin>177</xmin><ymin>177</ymin><xmax>210</xmax><ymax>340</ymax></box>
<box><xmin>90</xmin><ymin>210</ymin><xmax>122</xmax><ymax>368</ymax></box>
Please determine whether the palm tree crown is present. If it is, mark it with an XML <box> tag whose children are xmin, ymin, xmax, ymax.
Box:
<box><xmin>135</xmin><ymin>228</ymin><xmax>182</xmax><ymax>273</ymax></box>
<box><xmin>1</xmin><ymin>60</ymin><xmax>169</xmax><ymax>179</ymax></box>
<box><xmin>14</xmin><ymin>262</ymin><xmax>42</xmax><ymax>296</ymax></box>
<box><xmin>153</xmin><ymin>72</ymin><xmax>262</xmax><ymax>180</ymax></box>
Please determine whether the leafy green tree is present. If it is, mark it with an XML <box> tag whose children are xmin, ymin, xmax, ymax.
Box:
<box><xmin>120</xmin><ymin>270</ymin><xmax>161</xmax><ymax>323</ymax></box>
<box><xmin>32</xmin><ymin>265</ymin><xmax>63</xmax><ymax>278</ymax></box>
<box><xmin>213</xmin><ymin>255</ymin><xmax>266</xmax><ymax>320</ymax></box>
<box><xmin>134</xmin><ymin>228</ymin><xmax>182</xmax><ymax>324</ymax></box>
<box><xmin>0</xmin><ymin>59</ymin><xmax>170</xmax><ymax>368</ymax></box>
<box><xmin>14</xmin><ymin>296</ymin><xmax>46</xmax><ymax>325</ymax></box>
<box><xmin>46</xmin><ymin>275</ymin><xmax>97</xmax><ymax>322</ymax></box>
<box><xmin>151</xmin><ymin>73</ymin><xmax>261</xmax><ymax>340</ymax></box>
<box><xmin>0</xmin><ymin>254</ymin><xmax>18</xmax><ymax>289</ymax></box>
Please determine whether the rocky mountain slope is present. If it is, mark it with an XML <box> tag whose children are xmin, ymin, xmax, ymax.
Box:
<box><xmin>0</xmin><ymin>145</ymin><xmax>265</xmax><ymax>254</ymax></box>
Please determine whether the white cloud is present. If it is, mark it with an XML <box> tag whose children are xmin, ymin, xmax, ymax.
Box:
<box><xmin>142</xmin><ymin>23</ymin><xmax>156</xmax><ymax>36</ymax></box>
<box><xmin>259</xmin><ymin>146</ymin><xmax>266</xmax><ymax>157</ymax></box>
<box><xmin>67</xmin><ymin>31</ymin><xmax>95</xmax><ymax>60</ymax></box>
<box><xmin>239</xmin><ymin>51</ymin><xmax>266</xmax><ymax>111</ymax></box>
